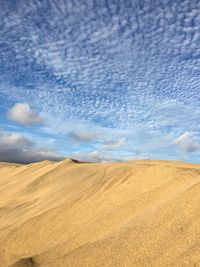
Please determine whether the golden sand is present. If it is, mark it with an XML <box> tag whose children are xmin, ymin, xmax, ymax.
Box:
<box><xmin>0</xmin><ymin>159</ymin><xmax>199</xmax><ymax>266</ymax></box>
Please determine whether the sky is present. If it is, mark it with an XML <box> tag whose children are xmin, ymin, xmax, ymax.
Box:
<box><xmin>1</xmin><ymin>0</ymin><xmax>200</xmax><ymax>163</ymax></box>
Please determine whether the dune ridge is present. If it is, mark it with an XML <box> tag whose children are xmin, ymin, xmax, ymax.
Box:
<box><xmin>0</xmin><ymin>159</ymin><xmax>199</xmax><ymax>267</ymax></box>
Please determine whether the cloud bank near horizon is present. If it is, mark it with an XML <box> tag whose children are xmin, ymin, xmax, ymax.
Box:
<box><xmin>0</xmin><ymin>131</ymin><xmax>63</xmax><ymax>164</ymax></box>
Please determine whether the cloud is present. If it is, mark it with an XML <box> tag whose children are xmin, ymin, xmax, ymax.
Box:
<box><xmin>80</xmin><ymin>150</ymin><xmax>123</xmax><ymax>163</ymax></box>
<box><xmin>90</xmin><ymin>151</ymin><xmax>121</xmax><ymax>162</ymax></box>
<box><xmin>102</xmin><ymin>139</ymin><xmax>126</xmax><ymax>150</ymax></box>
<box><xmin>175</xmin><ymin>132</ymin><xmax>193</xmax><ymax>144</ymax></box>
<box><xmin>175</xmin><ymin>132</ymin><xmax>199</xmax><ymax>153</ymax></box>
<box><xmin>0</xmin><ymin>132</ymin><xmax>33</xmax><ymax>147</ymax></box>
<box><xmin>0</xmin><ymin>131</ymin><xmax>63</xmax><ymax>164</ymax></box>
<box><xmin>69</xmin><ymin>131</ymin><xmax>98</xmax><ymax>143</ymax></box>
<box><xmin>7</xmin><ymin>103</ymin><xmax>43</xmax><ymax>125</ymax></box>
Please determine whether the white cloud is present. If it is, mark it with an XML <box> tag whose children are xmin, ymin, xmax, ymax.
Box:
<box><xmin>0</xmin><ymin>131</ymin><xmax>63</xmax><ymax>164</ymax></box>
<box><xmin>85</xmin><ymin>150</ymin><xmax>122</xmax><ymax>162</ymax></box>
<box><xmin>175</xmin><ymin>132</ymin><xmax>199</xmax><ymax>153</ymax></box>
<box><xmin>175</xmin><ymin>132</ymin><xmax>193</xmax><ymax>144</ymax></box>
<box><xmin>69</xmin><ymin>131</ymin><xmax>98</xmax><ymax>143</ymax></box>
<box><xmin>102</xmin><ymin>138</ymin><xmax>126</xmax><ymax>150</ymax></box>
<box><xmin>7</xmin><ymin>103</ymin><xmax>43</xmax><ymax>125</ymax></box>
<box><xmin>0</xmin><ymin>132</ymin><xmax>32</xmax><ymax>147</ymax></box>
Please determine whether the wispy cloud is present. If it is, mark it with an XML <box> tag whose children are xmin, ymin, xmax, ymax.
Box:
<box><xmin>175</xmin><ymin>132</ymin><xmax>199</xmax><ymax>153</ymax></box>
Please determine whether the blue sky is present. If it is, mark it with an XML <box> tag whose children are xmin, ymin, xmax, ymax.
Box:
<box><xmin>1</xmin><ymin>0</ymin><xmax>200</xmax><ymax>163</ymax></box>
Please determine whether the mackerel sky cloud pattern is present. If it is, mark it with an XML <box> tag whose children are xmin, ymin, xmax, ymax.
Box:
<box><xmin>1</xmin><ymin>0</ymin><xmax>200</xmax><ymax>162</ymax></box>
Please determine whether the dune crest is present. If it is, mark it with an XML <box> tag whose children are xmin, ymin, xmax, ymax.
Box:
<box><xmin>0</xmin><ymin>160</ymin><xmax>199</xmax><ymax>267</ymax></box>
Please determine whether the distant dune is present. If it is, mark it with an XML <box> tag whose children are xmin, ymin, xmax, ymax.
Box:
<box><xmin>0</xmin><ymin>159</ymin><xmax>199</xmax><ymax>267</ymax></box>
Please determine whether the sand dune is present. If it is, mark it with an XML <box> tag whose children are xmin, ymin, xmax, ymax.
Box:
<box><xmin>0</xmin><ymin>159</ymin><xmax>199</xmax><ymax>267</ymax></box>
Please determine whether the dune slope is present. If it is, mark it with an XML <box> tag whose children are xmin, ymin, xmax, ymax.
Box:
<box><xmin>0</xmin><ymin>159</ymin><xmax>199</xmax><ymax>267</ymax></box>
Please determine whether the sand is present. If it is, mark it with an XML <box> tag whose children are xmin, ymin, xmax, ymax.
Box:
<box><xmin>0</xmin><ymin>159</ymin><xmax>199</xmax><ymax>267</ymax></box>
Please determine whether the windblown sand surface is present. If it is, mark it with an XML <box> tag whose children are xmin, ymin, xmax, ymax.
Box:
<box><xmin>0</xmin><ymin>159</ymin><xmax>199</xmax><ymax>267</ymax></box>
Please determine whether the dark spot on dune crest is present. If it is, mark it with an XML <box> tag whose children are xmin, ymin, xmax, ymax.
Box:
<box><xmin>10</xmin><ymin>257</ymin><xmax>37</xmax><ymax>267</ymax></box>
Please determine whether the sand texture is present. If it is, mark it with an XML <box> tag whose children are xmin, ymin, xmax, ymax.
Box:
<box><xmin>0</xmin><ymin>159</ymin><xmax>199</xmax><ymax>267</ymax></box>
